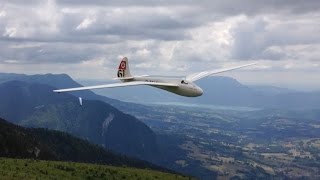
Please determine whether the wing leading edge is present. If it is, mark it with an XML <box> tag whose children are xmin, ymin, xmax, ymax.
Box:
<box><xmin>53</xmin><ymin>81</ymin><xmax>178</xmax><ymax>93</ymax></box>
<box><xmin>186</xmin><ymin>63</ymin><xmax>257</xmax><ymax>82</ymax></box>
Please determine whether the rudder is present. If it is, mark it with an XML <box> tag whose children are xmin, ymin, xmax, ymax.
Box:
<box><xmin>117</xmin><ymin>57</ymin><xmax>132</xmax><ymax>78</ymax></box>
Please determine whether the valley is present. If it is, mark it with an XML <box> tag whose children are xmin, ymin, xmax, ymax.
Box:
<box><xmin>121</xmin><ymin>104</ymin><xmax>320</xmax><ymax>179</ymax></box>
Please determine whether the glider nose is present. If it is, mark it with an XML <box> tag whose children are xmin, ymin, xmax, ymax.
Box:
<box><xmin>197</xmin><ymin>87</ymin><xmax>203</xmax><ymax>96</ymax></box>
<box><xmin>199</xmin><ymin>88</ymin><xmax>203</xmax><ymax>95</ymax></box>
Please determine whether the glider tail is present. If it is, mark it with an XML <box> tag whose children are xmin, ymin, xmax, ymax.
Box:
<box><xmin>117</xmin><ymin>57</ymin><xmax>133</xmax><ymax>80</ymax></box>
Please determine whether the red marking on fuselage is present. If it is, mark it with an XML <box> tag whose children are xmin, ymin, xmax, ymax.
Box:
<box><xmin>119</xmin><ymin>61</ymin><xmax>126</xmax><ymax>70</ymax></box>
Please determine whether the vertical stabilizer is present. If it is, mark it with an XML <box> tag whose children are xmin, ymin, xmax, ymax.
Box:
<box><xmin>117</xmin><ymin>57</ymin><xmax>132</xmax><ymax>79</ymax></box>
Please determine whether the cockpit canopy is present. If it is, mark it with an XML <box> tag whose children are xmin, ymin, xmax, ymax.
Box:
<box><xmin>181</xmin><ymin>80</ymin><xmax>188</xmax><ymax>84</ymax></box>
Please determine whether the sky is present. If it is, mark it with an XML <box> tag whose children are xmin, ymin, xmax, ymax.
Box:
<box><xmin>0</xmin><ymin>0</ymin><xmax>319</xmax><ymax>90</ymax></box>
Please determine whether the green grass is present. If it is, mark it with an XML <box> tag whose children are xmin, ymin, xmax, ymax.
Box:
<box><xmin>0</xmin><ymin>158</ymin><xmax>193</xmax><ymax>180</ymax></box>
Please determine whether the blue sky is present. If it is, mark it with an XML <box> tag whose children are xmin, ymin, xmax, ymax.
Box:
<box><xmin>0</xmin><ymin>0</ymin><xmax>319</xmax><ymax>90</ymax></box>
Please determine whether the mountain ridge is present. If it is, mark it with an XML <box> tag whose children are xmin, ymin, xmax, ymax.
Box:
<box><xmin>0</xmin><ymin>117</ymin><xmax>168</xmax><ymax>172</ymax></box>
<box><xmin>0</xmin><ymin>80</ymin><xmax>158</xmax><ymax>160</ymax></box>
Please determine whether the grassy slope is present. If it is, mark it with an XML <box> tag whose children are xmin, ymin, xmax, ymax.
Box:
<box><xmin>0</xmin><ymin>158</ymin><xmax>192</xmax><ymax>180</ymax></box>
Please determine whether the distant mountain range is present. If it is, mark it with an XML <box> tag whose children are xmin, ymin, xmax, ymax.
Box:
<box><xmin>0</xmin><ymin>117</ymin><xmax>168</xmax><ymax>172</ymax></box>
<box><xmin>0</xmin><ymin>79</ymin><xmax>157</xmax><ymax>160</ymax></box>
<box><xmin>81</xmin><ymin>76</ymin><xmax>320</xmax><ymax>109</ymax></box>
<box><xmin>2</xmin><ymin>73</ymin><xmax>319</xmax><ymax>110</ymax></box>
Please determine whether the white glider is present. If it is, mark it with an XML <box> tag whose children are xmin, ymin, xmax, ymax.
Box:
<box><xmin>54</xmin><ymin>57</ymin><xmax>256</xmax><ymax>97</ymax></box>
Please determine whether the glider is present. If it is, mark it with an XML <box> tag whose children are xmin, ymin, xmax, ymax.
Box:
<box><xmin>54</xmin><ymin>57</ymin><xmax>256</xmax><ymax>97</ymax></box>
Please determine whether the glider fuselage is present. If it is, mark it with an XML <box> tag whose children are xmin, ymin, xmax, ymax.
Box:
<box><xmin>121</xmin><ymin>76</ymin><xmax>203</xmax><ymax>97</ymax></box>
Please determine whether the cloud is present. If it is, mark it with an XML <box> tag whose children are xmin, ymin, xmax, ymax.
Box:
<box><xmin>0</xmin><ymin>41</ymin><xmax>107</xmax><ymax>64</ymax></box>
<box><xmin>54</xmin><ymin>0</ymin><xmax>320</xmax><ymax>15</ymax></box>
<box><xmin>0</xmin><ymin>0</ymin><xmax>320</xmax><ymax>89</ymax></box>
<box><xmin>76</xmin><ymin>17</ymin><xmax>96</xmax><ymax>30</ymax></box>
<box><xmin>230</xmin><ymin>14</ymin><xmax>320</xmax><ymax>60</ymax></box>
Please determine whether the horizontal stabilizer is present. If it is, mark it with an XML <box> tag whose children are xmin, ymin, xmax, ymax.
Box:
<box><xmin>114</xmin><ymin>77</ymin><xmax>135</xmax><ymax>80</ymax></box>
<box><xmin>114</xmin><ymin>75</ymin><xmax>149</xmax><ymax>80</ymax></box>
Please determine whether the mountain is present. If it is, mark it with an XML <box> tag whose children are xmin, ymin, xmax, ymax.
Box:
<box><xmin>0</xmin><ymin>73</ymin><xmax>114</xmax><ymax>102</ymax></box>
<box><xmin>250</xmin><ymin>85</ymin><xmax>295</xmax><ymax>95</ymax></box>
<box><xmin>0</xmin><ymin>72</ymin><xmax>147</xmax><ymax>114</ymax></box>
<box><xmin>0</xmin><ymin>117</ymin><xmax>172</xmax><ymax>172</ymax></box>
<box><xmin>0</xmin><ymin>80</ymin><xmax>158</xmax><ymax>160</ymax></box>
<box><xmin>193</xmin><ymin>77</ymin><xmax>320</xmax><ymax>109</ymax></box>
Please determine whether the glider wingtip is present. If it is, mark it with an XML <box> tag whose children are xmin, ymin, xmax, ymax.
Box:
<box><xmin>243</xmin><ymin>62</ymin><xmax>258</xmax><ymax>68</ymax></box>
<box><xmin>53</xmin><ymin>90</ymin><xmax>61</xmax><ymax>93</ymax></box>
